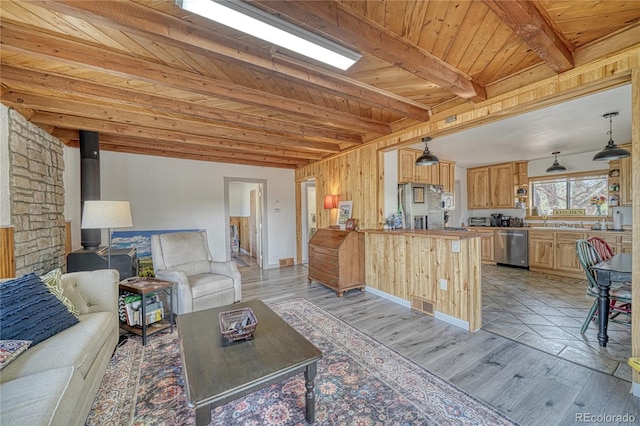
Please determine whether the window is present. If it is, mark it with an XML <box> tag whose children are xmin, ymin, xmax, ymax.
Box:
<box><xmin>531</xmin><ymin>173</ymin><xmax>608</xmax><ymax>216</ymax></box>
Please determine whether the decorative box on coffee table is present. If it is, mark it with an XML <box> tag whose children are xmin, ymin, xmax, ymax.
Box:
<box><xmin>308</xmin><ymin>228</ymin><xmax>365</xmax><ymax>297</ymax></box>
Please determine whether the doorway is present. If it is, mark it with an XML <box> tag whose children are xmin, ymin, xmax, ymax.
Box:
<box><xmin>225</xmin><ymin>178</ymin><xmax>267</xmax><ymax>269</ymax></box>
<box><xmin>300</xmin><ymin>179</ymin><xmax>316</xmax><ymax>264</ymax></box>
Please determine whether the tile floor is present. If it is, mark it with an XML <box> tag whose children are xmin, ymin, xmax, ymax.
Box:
<box><xmin>481</xmin><ymin>264</ymin><xmax>633</xmax><ymax>382</ymax></box>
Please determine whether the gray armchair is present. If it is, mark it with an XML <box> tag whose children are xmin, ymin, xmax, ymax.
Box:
<box><xmin>151</xmin><ymin>231</ymin><xmax>241</xmax><ymax>315</ymax></box>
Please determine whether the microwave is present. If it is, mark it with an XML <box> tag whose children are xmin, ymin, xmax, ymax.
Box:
<box><xmin>469</xmin><ymin>217</ymin><xmax>490</xmax><ymax>227</ymax></box>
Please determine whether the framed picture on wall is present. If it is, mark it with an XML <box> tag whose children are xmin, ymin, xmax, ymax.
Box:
<box><xmin>413</xmin><ymin>186</ymin><xmax>425</xmax><ymax>203</ymax></box>
<box><xmin>336</xmin><ymin>201</ymin><xmax>353</xmax><ymax>228</ymax></box>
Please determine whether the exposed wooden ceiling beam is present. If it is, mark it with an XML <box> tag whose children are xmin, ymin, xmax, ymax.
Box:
<box><xmin>254</xmin><ymin>0</ymin><xmax>487</xmax><ymax>102</ymax></box>
<box><xmin>483</xmin><ymin>0</ymin><xmax>574</xmax><ymax>73</ymax></box>
<box><xmin>0</xmin><ymin>22</ymin><xmax>390</xmax><ymax>134</ymax></box>
<box><xmin>31</xmin><ymin>0</ymin><xmax>432</xmax><ymax>122</ymax></box>
<box><xmin>0</xmin><ymin>66</ymin><xmax>362</xmax><ymax>146</ymax></box>
<box><xmin>1</xmin><ymin>89</ymin><xmax>342</xmax><ymax>153</ymax></box>
<box><xmin>62</xmin><ymin>134</ymin><xmax>309</xmax><ymax>167</ymax></box>
<box><xmin>95</xmin><ymin>142</ymin><xmax>298</xmax><ymax>169</ymax></box>
<box><xmin>53</xmin><ymin>128</ymin><xmax>322</xmax><ymax>161</ymax></box>
<box><xmin>30</xmin><ymin>112</ymin><xmax>336</xmax><ymax>157</ymax></box>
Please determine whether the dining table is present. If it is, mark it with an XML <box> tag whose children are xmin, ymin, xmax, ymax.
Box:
<box><xmin>590</xmin><ymin>253</ymin><xmax>632</xmax><ymax>347</ymax></box>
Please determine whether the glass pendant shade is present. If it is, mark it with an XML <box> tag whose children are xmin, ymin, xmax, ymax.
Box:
<box><xmin>593</xmin><ymin>112</ymin><xmax>630</xmax><ymax>161</ymax></box>
<box><xmin>415</xmin><ymin>137</ymin><xmax>439</xmax><ymax>166</ymax></box>
<box><xmin>546</xmin><ymin>152</ymin><xmax>566</xmax><ymax>173</ymax></box>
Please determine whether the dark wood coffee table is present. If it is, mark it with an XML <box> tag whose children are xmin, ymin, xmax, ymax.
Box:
<box><xmin>177</xmin><ymin>300</ymin><xmax>322</xmax><ymax>426</ymax></box>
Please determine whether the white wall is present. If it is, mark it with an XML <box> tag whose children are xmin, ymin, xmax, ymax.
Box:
<box><xmin>528</xmin><ymin>150</ymin><xmax>608</xmax><ymax>177</ymax></box>
<box><xmin>64</xmin><ymin>148</ymin><xmax>295</xmax><ymax>268</ymax></box>
<box><xmin>383</xmin><ymin>150</ymin><xmax>399</xmax><ymax>217</ymax></box>
<box><xmin>229</xmin><ymin>182</ymin><xmax>258</xmax><ymax>216</ymax></box>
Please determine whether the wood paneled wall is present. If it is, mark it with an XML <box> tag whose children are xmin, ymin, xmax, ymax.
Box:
<box><xmin>296</xmin><ymin>46</ymin><xmax>640</xmax><ymax>236</ymax></box>
<box><xmin>295</xmin><ymin>48</ymin><xmax>639</xmax><ymax>388</ymax></box>
<box><xmin>230</xmin><ymin>216</ymin><xmax>250</xmax><ymax>252</ymax></box>
<box><xmin>0</xmin><ymin>227</ymin><xmax>15</xmax><ymax>278</ymax></box>
<box><xmin>364</xmin><ymin>232</ymin><xmax>482</xmax><ymax>331</ymax></box>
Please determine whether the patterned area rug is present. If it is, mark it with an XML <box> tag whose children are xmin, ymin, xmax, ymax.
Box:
<box><xmin>87</xmin><ymin>298</ymin><xmax>517</xmax><ymax>425</ymax></box>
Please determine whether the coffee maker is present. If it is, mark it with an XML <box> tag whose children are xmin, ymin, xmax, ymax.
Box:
<box><xmin>490</xmin><ymin>213</ymin><xmax>502</xmax><ymax>227</ymax></box>
<box><xmin>500</xmin><ymin>216</ymin><xmax>511</xmax><ymax>227</ymax></box>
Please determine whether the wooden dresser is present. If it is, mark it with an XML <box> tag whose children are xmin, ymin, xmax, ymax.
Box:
<box><xmin>308</xmin><ymin>228</ymin><xmax>365</xmax><ymax>297</ymax></box>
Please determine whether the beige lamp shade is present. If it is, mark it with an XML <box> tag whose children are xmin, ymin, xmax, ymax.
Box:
<box><xmin>81</xmin><ymin>201</ymin><xmax>133</xmax><ymax>229</ymax></box>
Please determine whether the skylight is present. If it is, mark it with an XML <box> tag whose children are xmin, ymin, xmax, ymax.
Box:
<box><xmin>177</xmin><ymin>0</ymin><xmax>362</xmax><ymax>70</ymax></box>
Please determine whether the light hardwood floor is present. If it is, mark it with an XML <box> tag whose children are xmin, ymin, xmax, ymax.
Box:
<box><xmin>236</xmin><ymin>255</ymin><xmax>639</xmax><ymax>425</ymax></box>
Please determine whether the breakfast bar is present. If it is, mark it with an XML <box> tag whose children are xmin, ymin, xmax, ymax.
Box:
<box><xmin>361</xmin><ymin>229</ymin><xmax>489</xmax><ymax>332</ymax></box>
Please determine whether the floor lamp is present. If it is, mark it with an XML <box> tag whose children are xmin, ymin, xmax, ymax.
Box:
<box><xmin>81</xmin><ymin>200</ymin><xmax>133</xmax><ymax>270</ymax></box>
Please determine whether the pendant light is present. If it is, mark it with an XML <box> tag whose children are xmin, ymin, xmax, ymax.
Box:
<box><xmin>415</xmin><ymin>137</ymin><xmax>439</xmax><ymax>166</ymax></box>
<box><xmin>546</xmin><ymin>151</ymin><xmax>567</xmax><ymax>173</ymax></box>
<box><xmin>593</xmin><ymin>112</ymin><xmax>630</xmax><ymax>161</ymax></box>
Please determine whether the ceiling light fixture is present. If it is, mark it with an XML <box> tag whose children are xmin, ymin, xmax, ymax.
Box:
<box><xmin>177</xmin><ymin>0</ymin><xmax>362</xmax><ymax>70</ymax></box>
<box><xmin>546</xmin><ymin>151</ymin><xmax>567</xmax><ymax>173</ymax></box>
<box><xmin>593</xmin><ymin>112</ymin><xmax>630</xmax><ymax>161</ymax></box>
<box><xmin>415</xmin><ymin>137</ymin><xmax>439</xmax><ymax>166</ymax></box>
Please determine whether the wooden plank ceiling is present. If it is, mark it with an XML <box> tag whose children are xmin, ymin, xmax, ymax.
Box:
<box><xmin>1</xmin><ymin>1</ymin><xmax>639</xmax><ymax>169</ymax></box>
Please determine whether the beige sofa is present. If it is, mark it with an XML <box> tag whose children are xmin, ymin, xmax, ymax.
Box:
<box><xmin>0</xmin><ymin>269</ymin><xmax>120</xmax><ymax>426</ymax></box>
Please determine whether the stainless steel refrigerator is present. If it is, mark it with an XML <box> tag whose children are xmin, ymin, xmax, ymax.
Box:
<box><xmin>398</xmin><ymin>183</ymin><xmax>445</xmax><ymax>230</ymax></box>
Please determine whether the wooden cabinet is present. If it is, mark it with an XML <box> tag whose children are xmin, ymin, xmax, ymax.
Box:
<box><xmin>467</xmin><ymin>167</ymin><xmax>490</xmax><ymax>209</ymax></box>
<box><xmin>620</xmin><ymin>144</ymin><xmax>632</xmax><ymax>206</ymax></box>
<box><xmin>399</xmin><ymin>149</ymin><xmax>420</xmax><ymax>183</ymax></box>
<box><xmin>467</xmin><ymin>162</ymin><xmax>525</xmax><ymax>210</ymax></box>
<box><xmin>308</xmin><ymin>229</ymin><xmax>365</xmax><ymax>297</ymax></box>
<box><xmin>528</xmin><ymin>229</ymin><xmax>632</xmax><ymax>278</ymax></box>
<box><xmin>490</xmin><ymin>163</ymin><xmax>515</xmax><ymax>209</ymax></box>
<box><xmin>398</xmin><ymin>149</ymin><xmax>455</xmax><ymax>190</ymax></box>
<box><xmin>399</xmin><ymin>148</ymin><xmax>432</xmax><ymax>184</ymax></box>
<box><xmin>610</xmin><ymin>144</ymin><xmax>633</xmax><ymax>206</ymax></box>
<box><xmin>528</xmin><ymin>231</ymin><xmax>554</xmax><ymax>270</ymax></box>
<box><xmin>554</xmin><ymin>231</ymin><xmax>586</xmax><ymax>274</ymax></box>
<box><xmin>620</xmin><ymin>233</ymin><xmax>632</xmax><ymax>253</ymax></box>
<box><xmin>480</xmin><ymin>232</ymin><xmax>495</xmax><ymax>262</ymax></box>
<box><xmin>468</xmin><ymin>229</ymin><xmax>495</xmax><ymax>262</ymax></box>
<box><xmin>528</xmin><ymin>230</ymin><xmax>586</xmax><ymax>274</ymax></box>
<box><xmin>439</xmin><ymin>161</ymin><xmax>454</xmax><ymax>192</ymax></box>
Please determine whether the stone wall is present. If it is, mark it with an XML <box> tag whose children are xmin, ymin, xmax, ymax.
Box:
<box><xmin>7</xmin><ymin>108</ymin><xmax>66</xmax><ymax>276</ymax></box>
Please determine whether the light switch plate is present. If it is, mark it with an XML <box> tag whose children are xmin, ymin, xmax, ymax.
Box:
<box><xmin>451</xmin><ymin>240</ymin><xmax>460</xmax><ymax>253</ymax></box>
<box><xmin>440</xmin><ymin>278</ymin><xmax>447</xmax><ymax>290</ymax></box>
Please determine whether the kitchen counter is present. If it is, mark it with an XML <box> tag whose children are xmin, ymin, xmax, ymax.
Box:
<box><xmin>362</xmin><ymin>228</ymin><xmax>483</xmax><ymax>332</ymax></box>
<box><xmin>467</xmin><ymin>226</ymin><xmax>529</xmax><ymax>230</ymax></box>
<box><xmin>361</xmin><ymin>228</ymin><xmax>490</xmax><ymax>239</ymax></box>
<box><xmin>528</xmin><ymin>227</ymin><xmax>631</xmax><ymax>232</ymax></box>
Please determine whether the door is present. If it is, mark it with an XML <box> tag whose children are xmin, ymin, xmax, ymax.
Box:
<box><xmin>225</xmin><ymin>177</ymin><xmax>267</xmax><ymax>269</ymax></box>
<box><xmin>301</xmin><ymin>180</ymin><xmax>316</xmax><ymax>264</ymax></box>
<box><xmin>250</xmin><ymin>187</ymin><xmax>263</xmax><ymax>268</ymax></box>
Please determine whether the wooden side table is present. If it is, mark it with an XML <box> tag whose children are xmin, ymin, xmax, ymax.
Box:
<box><xmin>119</xmin><ymin>277</ymin><xmax>174</xmax><ymax>345</ymax></box>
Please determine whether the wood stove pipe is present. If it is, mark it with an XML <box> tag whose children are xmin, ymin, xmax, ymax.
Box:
<box><xmin>79</xmin><ymin>130</ymin><xmax>101</xmax><ymax>250</ymax></box>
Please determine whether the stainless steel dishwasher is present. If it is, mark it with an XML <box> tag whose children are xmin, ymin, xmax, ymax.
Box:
<box><xmin>495</xmin><ymin>229</ymin><xmax>529</xmax><ymax>268</ymax></box>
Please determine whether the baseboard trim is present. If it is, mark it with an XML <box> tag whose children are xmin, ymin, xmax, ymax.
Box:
<box><xmin>434</xmin><ymin>311</ymin><xmax>471</xmax><ymax>331</ymax></box>
<box><xmin>364</xmin><ymin>287</ymin><xmax>410</xmax><ymax>308</ymax></box>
